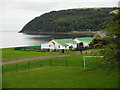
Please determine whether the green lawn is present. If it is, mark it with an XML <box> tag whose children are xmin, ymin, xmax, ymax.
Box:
<box><xmin>2</xmin><ymin>66</ymin><xmax>118</xmax><ymax>88</ymax></box>
<box><xmin>2</xmin><ymin>48</ymin><xmax>63</xmax><ymax>62</ymax></box>
<box><xmin>2</xmin><ymin>48</ymin><xmax>96</xmax><ymax>62</ymax></box>
<box><xmin>3</xmin><ymin>51</ymin><xmax>117</xmax><ymax>73</ymax></box>
<box><xmin>3</xmin><ymin>53</ymin><xmax>94</xmax><ymax>73</ymax></box>
<box><xmin>2</xmin><ymin>49</ymin><xmax>118</xmax><ymax>88</ymax></box>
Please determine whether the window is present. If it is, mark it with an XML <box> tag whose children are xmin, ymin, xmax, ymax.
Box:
<box><xmin>58</xmin><ymin>45</ymin><xmax>60</xmax><ymax>48</ymax></box>
<box><xmin>52</xmin><ymin>42</ymin><xmax>55</xmax><ymax>45</ymax></box>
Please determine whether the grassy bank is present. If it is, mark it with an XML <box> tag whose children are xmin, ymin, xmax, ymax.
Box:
<box><xmin>2</xmin><ymin>66</ymin><xmax>118</xmax><ymax>88</ymax></box>
<box><xmin>3</xmin><ymin>53</ymin><xmax>90</xmax><ymax>73</ymax></box>
<box><xmin>2</xmin><ymin>50</ymin><xmax>118</xmax><ymax>88</ymax></box>
<box><xmin>2</xmin><ymin>47</ymin><xmax>95</xmax><ymax>62</ymax></box>
<box><xmin>2</xmin><ymin>48</ymin><xmax>63</xmax><ymax>62</ymax></box>
<box><xmin>3</xmin><ymin>52</ymin><xmax>114</xmax><ymax>73</ymax></box>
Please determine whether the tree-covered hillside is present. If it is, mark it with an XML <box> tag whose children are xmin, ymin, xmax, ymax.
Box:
<box><xmin>19</xmin><ymin>8</ymin><xmax>117</xmax><ymax>33</ymax></box>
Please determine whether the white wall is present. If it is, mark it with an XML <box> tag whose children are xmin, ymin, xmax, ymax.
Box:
<box><xmin>41</xmin><ymin>43</ymin><xmax>50</xmax><ymax>49</ymax></box>
<box><xmin>66</xmin><ymin>43</ymin><xmax>77</xmax><ymax>48</ymax></box>
<box><xmin>41</xmin><ymin>40</ymin><xmax>67</xmax><ymax>50</ymax></box>
<box><xmin>74</xmin><ymin>39</ymin><xmax>89</xmax><ymax>46</ymax></box>
<box><xmin>50</xmin><ymin>40</ymin><xmax>67</xmax><ymax>50</ymax></box>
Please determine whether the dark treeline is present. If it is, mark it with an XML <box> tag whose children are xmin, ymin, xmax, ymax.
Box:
<box><xmin>20</xmin><ymin>8</ymin><xmax>117</xmax><ymax>33</ymax></box>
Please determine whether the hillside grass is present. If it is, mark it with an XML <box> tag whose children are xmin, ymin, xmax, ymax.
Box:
<box><xmin>2</xmin><ymin>47</ymin><xmax>95</xmax><ymax>62</ymax></box>
<box><xmin>3</xmin><ymin>52</ymin><xmax>111</xmax><ymax>73</ymax></box>
<box><xmin>2</xmin><ymin>66</ymin><xmax>118</xmax><ymax>88</ymax></box>
<box><xmin>2</xmin><ymin>48</ymin><xmax>64</xmax><ymax>62</ymax></box>
<box><xmin>3</xmin><ymin>53</ymin><xmax>90</xmax><ymax>73</ymax></box>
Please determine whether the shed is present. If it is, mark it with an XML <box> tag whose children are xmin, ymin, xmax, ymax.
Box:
<box><xmin>74</xmin><ymin>37</ymin><xmax>93</xmax><ymax>46</ymax></box>
<box><xmin>93</xmin><ymin>32</ymin><xmax>106</xmax><ymax>38</ymax></box>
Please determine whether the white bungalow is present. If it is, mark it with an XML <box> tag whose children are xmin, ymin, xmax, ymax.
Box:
<box><xmin>74</xmin><ymin>37</ymin><xmax>93</xmax><ymax>46</ymax></box>
<box><xmin>41</xmin><ymin>39</ymin><xmax>77</xmax><ymax>51</ymax></box>
<box><xmin>41</xmin><ymin>37</ymin><xmax>93</xmax><ymax>51</ymax></box>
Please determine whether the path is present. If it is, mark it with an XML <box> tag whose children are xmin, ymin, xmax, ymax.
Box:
<box><xmin>2</xmin><ymin>51</ymin><xmax>92</xmax><ymax>65</ymax></box>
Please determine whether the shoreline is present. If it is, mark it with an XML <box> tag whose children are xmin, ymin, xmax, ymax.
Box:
<box><xmin>0</xmin><ymin>45</ymin><xmax>40</xmax><ymax>49</ymax></box>
<box><xmin>19</xmin><ymin>31</ymin><xmax>96</xmax><ymax>36</ymax></box>
<box><xmin>1</xmin><ymin>31</ymin><xmax>96</xmax><ymax>49</ymax></box>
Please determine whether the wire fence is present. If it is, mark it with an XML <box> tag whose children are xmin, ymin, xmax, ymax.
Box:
<box><xmin>2</xmin><ymin>59</ymin><xmax>84</xmax><ymax>74</ymax></box>
<box><xmin>2</xmin><ymin>58</ymin><xmax>118</xmax><ymax>74</ymax></box>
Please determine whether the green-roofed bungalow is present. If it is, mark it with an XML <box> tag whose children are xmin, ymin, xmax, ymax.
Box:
<box><xmin>41</xmin><ymin>37</ymin><xmax>93</xmax><ymax>50</ymax></box>
<box><xmin>41</xmin><ymin>39</ymin><xmax>77</xmax><ymax>50</ymax></box>
<box><xmin>75</xmin><ymin>37</ymin><xmax>93</xmax><ymax>43</ymax></box>
<box><xmin>74</xmin><ymin>37</ymin><xmax>93</xmax><ymax>46</ymax></box>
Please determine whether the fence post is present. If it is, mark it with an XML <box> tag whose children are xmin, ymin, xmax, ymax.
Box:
<box><xmin>28</xmin><ymin>62</ymin><xmax>30</xmax><ymax>70</ymax></box>
<box><xmin>39</xmin><ymin>61</ymin><xmax>41</xmax><ymax>67</ymax></box>
<box><xmin>83</xmin><ymin>57</ymin><xmax>86</xmax><ymax>69</ymax></box>
<box><xmin>81</xmin><ymin>60</ymin><xmax>83</xmax><ymax>67</ymax></box>
<box><xmin>16</xmin><ymin>64</ymin><xmax>18</xmax><ymax>72</ymax></box>
<box><xmin>50</xmin><ymin>59</ymin><xmax>52</xmax><ymax>66</ymax></box>
<box><xmin>2</xmin><ymin>65</ymin><xmax>3</xmax><ymax>74</ymax></box>
<box><xmin>91</xmin><ymin>51</ymin><xmax>92</xmax><ymax>54</ymax></box>
<box><xmin>66</xmin><ymin>59</ymin><xmax>67</xmax><ymax>67</ymax></box>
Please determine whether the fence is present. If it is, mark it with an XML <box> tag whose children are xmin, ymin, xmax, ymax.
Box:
<box><xmin>2</xmin><ymin>57</ymin><xmax>118</xmax><ymax>74</ymax></box>
<box><xmin>2</xmin><ymin>59</ymin><xmax>84</xmax><ymax>74</ymax></box>
<box><xmin>83</xmin><ymin>56</ymin><xmax>118</xmax><ymax>69</ymax></box>
<box><xmin>83</xmin><ymin>56</ymin><xmax>104</xmax><ymax>69</ymax></box>
<box><xmin>14</xmin><ymin>46</ymin><xmax>41</xmax><ymax>51</ymax></box>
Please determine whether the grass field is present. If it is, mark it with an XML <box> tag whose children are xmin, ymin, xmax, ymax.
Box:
<box><xmin>3</xmin><ymin>53</ymin><xmax>100</xmax><ymax>73</ymax></box>
<box><xmin>2</xmin><ymin>48</ymin><xmax>96</xmax><ymax>62</ymax></box>
<box><xmin>2</xmin><ymin>66</ymin><xmax>118</xmax><ymax>88</ymax></box>
<box><xmin>3</xmin><ymin>53</ymin><xmax>117</xmax><ymax>73</ymax></box>
<box><xmin>2</xmin><ymin>48</ymin><xmax>118</xmax><ymax>88</ymax></box>
<box><xmin>2</xmin><ymin>48</ymin><xmax>64</xmax><ymax>62</ymax></box>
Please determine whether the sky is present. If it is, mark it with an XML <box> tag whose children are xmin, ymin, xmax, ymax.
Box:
<box><xmin>0</xmin><ymin>0</ymin><xmax>119</xmax><ymax>32</ymax></box>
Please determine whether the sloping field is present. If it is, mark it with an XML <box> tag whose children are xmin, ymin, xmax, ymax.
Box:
<box><xmin>2</xmin><ymin>67</ymin><xmax>118</xmax><ymax>88</ymax></box>
<box><xmin>2</xmin><ymin>48</ymin><xmax>63</xmax><ymax>62</ymax></box>
<box><xmin>2</xmin><ymin>54</ymin><xmax>92</xmax><ymax>73</ymax></box>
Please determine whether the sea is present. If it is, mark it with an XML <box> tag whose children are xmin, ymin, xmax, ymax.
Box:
<box><xmin>0</xmin><ymin>31</ymin><xmax>50</xmax><ymax>48</ymax></box>
<box><xmin>0</xmin><ymin>31</ymin><xmax>94</xmax><ymax>48</ymax></box>
<box><xmin>0</xmin><ymin>31</ymin><xmax>80</xmax><ymax>48</ymax></box>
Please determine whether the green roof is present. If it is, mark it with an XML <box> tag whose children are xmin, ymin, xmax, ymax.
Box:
<box><xmin>54</xmin><ymin>39</ymin><xmax>75</xmax><ymax>46</ymax></box>
<box><xmin>75</xmin><ymin>37</ymin><xmax>93</xmax><ymax>43</ymax></box>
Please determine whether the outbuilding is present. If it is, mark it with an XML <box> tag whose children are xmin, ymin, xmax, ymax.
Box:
<box><xmin>74</xmin><ymin>37</ymin><xmax>93</xmax><ymax>46</ymax></box>
<box><xmin>93</xmin><ymin>32</ymin><xmax>106</xmax><ymax>38</ymax></box>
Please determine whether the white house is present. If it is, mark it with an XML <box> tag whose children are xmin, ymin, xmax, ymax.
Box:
<box><xmin>41</xmin><ymin>39</ymin><xmax>77</xmax><ymax>51</ymax></box>
<box><xmin>41</xmin><ymin>37</ymin><xmax>93</xmax><ymax>50</ymax></box>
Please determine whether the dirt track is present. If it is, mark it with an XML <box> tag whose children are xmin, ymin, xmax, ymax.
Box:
<box><xmin>2</xmin><ymin>51</ymin><xmax>92</xmax><ymax>65</ymax></box>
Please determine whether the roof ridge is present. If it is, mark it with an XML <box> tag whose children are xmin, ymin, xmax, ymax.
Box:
<box><xmin>54</xmin><ymin>39</ymin><xmax>74</xmax><ymax>41</ymax></box>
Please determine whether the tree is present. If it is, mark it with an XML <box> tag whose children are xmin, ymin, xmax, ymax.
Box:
<box><xmin>100</xmin><ymin>10</ymin><xmax>120</xmax><ymax>63</ymax></box>
<box><xmin>20</xmin><ymin>8</ymin><xmax>115</xmax><ymax>33</ymax></box>
<box><xmin>90</xmin><ymin>38</ymin><xmax>109</xmax><ymax>49</ymax></box>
